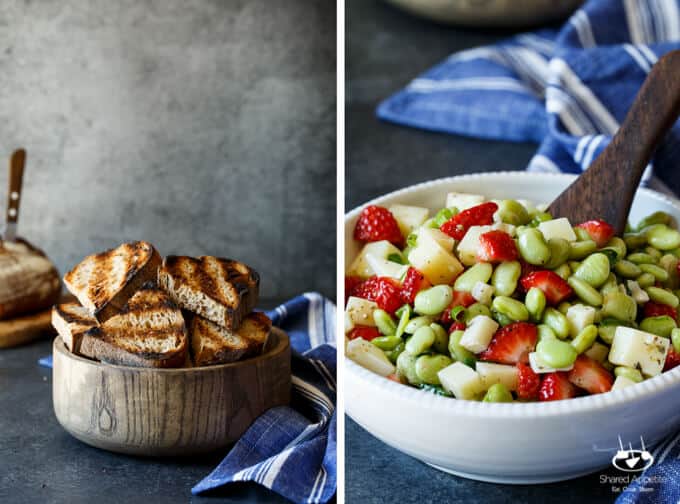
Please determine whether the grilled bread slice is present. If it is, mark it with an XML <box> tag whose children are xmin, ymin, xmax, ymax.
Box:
<box><xmin>190</xmin><ymin>311</ymin><xmax>272</xmax><ymax>366</ymax></box>
<box><xmin>63</xmin><ymin>241</ymin><xmax>161</xmax><ymax>323</ymax></box>
<box><xmin>0</xmin><ymin>240</ymin><xmax>61</xmax><ymax>320</ymax></box>
<box><xmin>52</xmin><ymin>303</ymin><xmax>98</xmax><ymax>353</ymax></box>
<box><xmin>78</xmin><ymin>282</ymin><xmax>188</xmax><ymax>368</ymax></box>
<box><xmin>158</xmin><ymin>256</ymin><xmax>259</xmax><ymax>330</ymax></box>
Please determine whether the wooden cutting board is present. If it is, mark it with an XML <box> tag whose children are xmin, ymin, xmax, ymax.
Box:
<box><xmin>0</xmin><ymin>293</ymin><xmax>75</xmax><ymax>348</ymax></box>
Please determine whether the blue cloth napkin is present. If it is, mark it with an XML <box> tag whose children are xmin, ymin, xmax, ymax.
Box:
<box><xmin>377</xmin><ymin>0</ymin><xmax>680</xmax><ymax>196</ymax></box>
<box><xmin>41</xmin><ymin>292</ymin><xmax>336</xmax><ymax>504</ymax></box>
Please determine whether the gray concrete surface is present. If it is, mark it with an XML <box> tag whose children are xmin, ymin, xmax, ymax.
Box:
<box><xmin>0</xmin><ymin>0</ymin><xmax>336</xmax><ymax>303</ymax></box>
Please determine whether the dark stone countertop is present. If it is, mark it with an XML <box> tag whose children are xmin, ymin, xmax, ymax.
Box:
<box><xmin>0</xmin><ymin>301</ymin><xmax>296</xmax><ymax>504</ymax></box>
<box><xmin>346</xmin><ymin>1</ymin><xmax>617</xmax><ymax>502</ymax></box>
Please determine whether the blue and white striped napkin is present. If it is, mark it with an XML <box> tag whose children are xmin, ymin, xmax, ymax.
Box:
<box><xmin>41</xmin><ymin>293</ymin><xmax>337</xmax><ymax>504</ymax></box>
<box><xmin>377</xmin><ymin>0</ymin><xmax>680</xmax><ymax>196</ymax></box>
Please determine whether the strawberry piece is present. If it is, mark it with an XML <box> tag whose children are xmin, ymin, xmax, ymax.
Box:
<box><xmin>477</xmin><ymin>230</ymin><xmax>518</xmax><ymax>262</ymax></box>
<box><xmin>354</xmin><ymin>205</ymin><xmax>403</xmax><ymax>246</ymax></box>
<box><xmin>479</xmin><ymin>322</ymin><xmax>537</xmax><ymax>364</ymax></box>
<box><xmin>439</xmin><ymin>290</ymin><xmax>476</xmax><ymax>325</ymax></box>
<box><xmin>664</xmin><ymin>346</ymin><xmax>680</xmax><ymax>371</ymax></box>
<box><xmin>347</xmin><ymin>326</ymin><xmax>380</xmax><ymax>341</ymax></box>
<box><xmin>567</xmin><ymin>355</ymin><xmax>613</xmax><ymax>394</ymax></box>
<box><xmin>520</xmin><ymin>270</ymin><xmax>573</xmax><ymax>305</ymax></box>
<box><xmin>350</xmin><ymin>276</ymin><xmax>403</xmax><ymax>314</ymax></box>
<box><xmin>345</xmin><ymin>276</ymin><xmax>364</xmax><ymax>304</ymax></box>
<box><xmin>538</xmin><ymin>372</ymin><xmax>577</xmax><ymax>401</ymax></box>
<box><xmin>400</xmin><ymin>267</ymin><xmax>430</xmax><ymax>305</ymax></box>
<box><xmin>516</xmin><ymin>362</ymin><xmax>541</xmax><ymax>400</ymax></box>
<box><xmin>643</xmin><ymin>302</ymin><xmax>678</xmax><ymax>322</ymax></box>
<box><xmin>440</xmin><ymin>202</ymin><xmax>498</xmax><ymax>240</ymax></box>
<box><xmin>575</xmin><ymin>219</ymin><xmax>615</xmax><ymax>248</ymax></box>
<box><xmin>449</xmin><ymin>322</ymin><xmax>466</xmax><ymax>333</ymax></box>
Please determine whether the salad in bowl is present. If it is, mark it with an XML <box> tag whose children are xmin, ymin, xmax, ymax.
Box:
<box><xmin>345</xmin><ymin>188</ymin><xmax>680</xmax><ymax>403</ymax></box>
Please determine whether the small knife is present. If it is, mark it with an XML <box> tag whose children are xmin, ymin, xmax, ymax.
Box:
<box><xmin>4</xmin><ymin>149</ymin><xmax>26</xmax><ymax>242</ymax></box>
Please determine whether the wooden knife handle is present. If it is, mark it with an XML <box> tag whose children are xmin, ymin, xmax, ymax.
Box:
<box><xmin>7</xmin><ymin>149</ymin><xmax>26</xmax><ymax>226</ymax></box>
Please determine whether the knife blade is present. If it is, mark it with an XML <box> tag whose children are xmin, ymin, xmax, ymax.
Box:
<box><xmin>4</xmin><ymin>149</ymin><xmax>26</xmax><ymax>242</ymax></box>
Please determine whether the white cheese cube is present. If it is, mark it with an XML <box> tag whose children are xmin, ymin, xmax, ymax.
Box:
<box><xmin>627</xmin><ymin>280</ymin><xmax>650</xmax><ymax>304</ymax></box>
<box><xmin>345</xmin><ymin>297</ymin><xmax>378</xmax><ymax>331</ymax></box>
<box><xmin>475</xmin><ymin>362</ymin><xmax>519</xmax><ymax>391</ymax></box>
<box><xmin>529</xmin><ymin>352</ymin><xmax>574</xmax><ymax>373</ymax></box>
<box><xmin>459</xmin><ymin>315</ymin><xmax>499</xmax><ymax>353</ymax></box>
<box><xmin>347</xmin><ymin>338</ymin><xmax>396</xmax><ymax>377</ymax></box>
<box><xmin>408</xmin><ymin>233</ymin><xmax>464</xmax><ymax>285</ymax></box>
<box><xmin>418</xmin><ymin>227</ymin><xmax>455</xmax><ymax>252</ymax></box>
<box><xmin>456</xmin><ymin>225</ymin><xmax>494</xmax><ymax>266</ymax></box>
<box><xmin>611</xmin><ymin>375</ymin><xmax>638</xmax><ymax>391</ymax></box>
<box><xmin>584</xmin><ymin>342</ymin><xmax>609</xmax><ymax>363</ymax></box>
<box><xmin>609</xmin><ymin>327</ymin><xmax>670</xmax><ymax>377</ymax></box>
<box><xmin>388</xmin><ymin>204</ymin><xmax>429</xmax><ymax>237</ymax></box>
<box><xmin>538</xmin><ymin>218</ymin><xmax>577</xmax><ymax>242</ymax></box>
<box><xmin>349</xmin><ymin>241</ymin><xmax>403</xmax><ymax>278</ymax></box>
<box><xmin>438</xmin><ymin>362</ymin><xmax>485</xmax><ymax>400</ymax></box>
<box><xmin>471</xmin><ymin>281</ymin><xmax>494</xmax><ymax>306</ymax></box>
<box><xmin>566</xmin><ymin>304</ymin><xmax>596</xmax><ymax>337</ymax></box>
<box><xmin>445</xmin><ymin>192</ymin><xmax>485</xmax><ymax>211</ymax></box>
<box><xmin>365</xmin><ymin>254</ymin><xmax>408</xmax><ymax>280</ymax></box>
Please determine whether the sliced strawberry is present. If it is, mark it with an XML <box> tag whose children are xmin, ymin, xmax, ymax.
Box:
<box><xmin>516</xmin><ymin>362</ymin><xmax>541</xmax><ymax>400</ymax></box>
<box><xmin>345</xmin><ymin>276</ymin><xmax>364</xmax><ymax>304</ymax></box>
<box><xmin>350</xmin><ymin>276</ymin><xmax>403</xmax><ymax>314</ymax></box>
<box><xmin>477</xmin><ymin>230</ymin><xmax>518</xmax><ymax>263</ymax></box>
<box><xmin>479</xmin><ymin>322</ymin><xmax>537</xmax><ymax>364</ymax></box>
<box><xmin>644</xmin><ymin>302</ymin><xmax>678</xmax><ymax>322</ymax></box>
<box><xmin>347</xmin><ymin>326</ymin><xmax>380</xmax><ymax>341</ymax></box>
<box><xmin>575</xmin><ymin>219</ymin><xmax>615</xmax><ymax>248</ymax></box>
<box><xmin>354</xmin><ymin>205</ymin><xmax>403</xmax><ymax>246</ymax></box>
<box><xmin>520</xmin><ymin>270</ymin><xmax>573</xmax><ymax>305</ymax></box>
<box><xmin>386</xmin><ymin>373</ymin><xmax>405</xmax><ymax>384</ymax></box>
<box><xmin>449</xmin><ymin>321</ymin><xmax>466</xmax><ymax>333</ymax></box>
<box><xmin>440</xmin><ymin>202</ymin><xmax>498</xmax><ymax>240</ymax></box>
<box><xmin>567</xmin><ymin>355</ymin><xmax>613</xmax><ymax>394</ymax></box>
<box><xmin>538</xmin><ymin>372</ymin><xmax>577</xmax><ymax>401</ymax></box>
<box><xmin>664</xmin><ymin>346</ymin><xmax>680</xmax><ymax>371</ymax></box>
<box><xmin>400</xmin><ymin>267</ymin><xmax>430</xmax><ymax>305</ymax></box>
<box><xmin>439</xmin><ymin>290</ymin><xmax>476</xmax><ymax>325</ymax></box>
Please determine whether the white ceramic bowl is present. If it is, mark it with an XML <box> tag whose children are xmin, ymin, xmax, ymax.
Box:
<box><xmin>345</xmin><ymin>172</ymin><xmax>680</xmax><ymax>484</ymax></box>
<box><xmin>384</xmin><ymin>0</ymin><xmax>583</xmax><ymax>28</ymax></box>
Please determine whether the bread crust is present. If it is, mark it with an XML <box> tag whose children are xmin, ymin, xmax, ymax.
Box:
<box><xmin>52</xmin><ymin>303</ymin><xmax>98</xmax><ymax>353</ymax></box>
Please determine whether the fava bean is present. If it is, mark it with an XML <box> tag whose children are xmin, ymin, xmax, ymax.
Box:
<box><xmin>454</xmin><ymin>263</ymin><xmax>493</xmax><ymax>292</ymax></box>
<box><xmin>396</xmin><ymin>307</ymin><xmax>410</xmax><ymax>338</ymax></box>
<box><xmin>672</xmin><ymin>328</ymin><xmax>680</xmax><ymax>353</ymax></box>
<box><xmin>636</xmin><ymin>211</ymin><xmax>675</xmax><ymax>231</ymax></box>
<box><xmin>645</xmin><ymin>246</ymin><xmax>663</xmax><ymax>259</ymax></box>
<box><xmin>372</xmin><ymin>336</ymin><xmax>402</xmax><ymax>351</ymax></box>
<box><xmin>373</xmin><ymin>309</ymin><xmax>397</xmax><ymax>335</ymax></box>
<box><xmin>646</xmin><ymin>224</ymin><xmax>680</xmax><ymax>251</ymax></box>
<box><xmin>614</xmin><ymin>260</ymin><xmax>642</xmax><ymax>278</ymax></box>
<box><xmin>553</xmin><ymin>263</ymin><xmax>572</xmax><ymax>280</ymax></box>
<box><xmin>498</xmin><ymin>199</ymin><xmax>530</xmax><ymax>226</ymax></box>
<box><xmin>525</xmin><ymin>287</ymin><xmax>546</xmax><ymax>321</ymax></box>
<box><xmin>638</xmin><ymin>263</ymin><xmax>669</xmax><ymax>282</ymax></box>
<box><xmin>571</xmin><ymin>324</ymin><xmax>598</xmax><ymax>354</ymax></box>
<box><xmin>602</xmin><ymin>291</ymin><xmax>638</xmax><ymax>322</ymax></box>
<box><xmin>492</xmin><ymin>310</ymin><xmax>515</xmax><ymax>327</ymax></box>
<box><xmin>627</xmin><ymin>252</ymin><xmax>657</xmax><ymax>264</ymax></box>
<box><xmin>492</xmin><ymin>296</ymin><xmax>529</xmax><ymax>322</ymax></box>
<box><xmin>536</xmin><ymin>338</ymin><xmax>578</xmax><ymax>369</ymax></box>
<box><xmin>569</xmin><ymin>240</ymin><xmax>597</xmax><ymax>260</ymax></box>
<box><xmin>405</xmin><ymin>326</ymin><xmax>436</xmax><ymax>355</ymax></box>
<box><xmin>603</xmin><ymin>237</ymin><xmax>627</xmax><ymax>259</ymax></box>
<box><xmin>598</xmin><ymin>325</ymin><xmax>617</xmax><ymax>345</ymax></box>
<box><xmin>396</xmin><ymin>352</ymin><xmax>421</xmax><ymax>385</ymax></box>
<box><xmin>404</xmin><ymin>315</ymin><xmax>434</xmax><ymax>334</ymax></box>
<box><xmin>518</xmin><ymin>228</ymin><xmax>551</xmax><ymax>266</ymax></box>
<box><xmin>573</xmin><ymin>227</ymin><xmax>592</xmax><ymax>242</ymax></box>
<box><xmin>415</xmin><ymin>354</ymin><xmax>453</xmax><ymax>385</ymax></box>
<box><xmin>430</xmin><ymin>323</ymin><xmax>450</xmax><ymax>354</ymax></box>
<box><xmin>530</xmin><ymin>212</ymin><xmax>553</xmax><ymax>227</ymax></box>
<box><xmin>624</xmin><ymin>232</ymin><xmax>647</xmax><ymax>250</ymax></box>
<box><xmin>542</xmin><ymin>307</ymin><xmax>570</xmax><ymax>339</ymax></box>
<box><xmin>645</xmin><ymin>286</ymin><xmax>680</xmax><ymax>308</ymax></box>
<box><xmin>574</xmin><ymin>253</ymin><xmax>610</xmax><ymax>287</ymax></box>
<box><xmin>568</xmin><ymin>276</ymin><xmax>603</xmax><ymax>307</ymax></box>
<box><xmin>614</xmin><ymin>366</ymin><xmax>643</xmax><ymax>383</ymax></box>
<box><xmin>385</xmin><ymin>342</ymin><xmax>405</xmax><ymax>363</ymax></box>
<box><xmin>545</xmin><ymin>238</ymin><xmax>570</xmax><ymax>269</ymax></box>
<box><xmin>448</xmin><ymin>330</ymin><xmax>476</xmax><ymax>368</ymax></box>
<box><xmin>482</xmin><ymin>383</ymin><xmax>513</xmax><ymax>403</ymax></box>
<box><xmin>491</xmin><ymin>261</ymin><xmax>521</xmax><ymax>296</ymax></box>
<box><xmin>464</xmin><ymin>303</ymin><xmax>492</xmax><ymax>323</ymax></box>
<box><xmin>537</xmin><ymin>324</ymin><xmax>557</xmax><ymax>342</ymax></box>
<box><xmin>636</xmin><ymin>272</ymin><xmax>656</xmax><ymax>288</ymax></box>
<box><xmin>558</xmin><ymin>301</ymin><xmax>572</xmax><ymax>314</ymax></box>
<box><xmin>640</xmin><ymin>316</ymin><xmax>677</xmax><ymax>337</ymax></box>
<box><xmin>600</xmin><ymin>273</ymin><xmax>619</xmax><ymax>295</ymax></box>
<box><xmin>414</xmin><ymin>285</ymin><xmax>453</xmax><ymax>315</ymax></box>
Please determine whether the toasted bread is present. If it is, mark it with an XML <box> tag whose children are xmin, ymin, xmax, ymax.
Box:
<box><xmin>158</xmin><ymin>256</ymin><xmax>259</xmax><ymax>330</ymax></box>
<box><xmin>0</xmin><ymin>240</ymin><xmax>61</xmax><ymax>320</ymax></box>
<box><xmin>63</xmin><ymin>241</ymin><xmax>161</xmax><ymax>323</ymax></box>
<box><xmin>52</xmin><ymin>303</ymin><xmax>98</xmax><ymax>353</ymax></box>
<box><xmin>78</xmin><ymin>282</ymin><xmax>188</xmax><ymax>368</ymax></box>
<box><xmin>190</xmin><ymin>311</ymin><xmax>272</xmax><ymax>366</ymax></box>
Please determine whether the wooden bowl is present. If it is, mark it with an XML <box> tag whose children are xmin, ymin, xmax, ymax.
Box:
<box><xmin>52</xmin><ymin>328</ymin><xmax>291</xmax><ymax>456</ymax></box>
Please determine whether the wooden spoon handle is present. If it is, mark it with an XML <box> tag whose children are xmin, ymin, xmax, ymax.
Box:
<box><xmin>5</xmin><ymin>149</ymin><xmax>26</xmax><ymax>241</ymax></box>
<box><xmin>548</xmin><ymin>50</ymin><xmax>680</xmax><ymax>233</ymax></box>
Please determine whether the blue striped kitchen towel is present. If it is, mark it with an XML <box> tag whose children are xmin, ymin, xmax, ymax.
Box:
<box><xmin>377</xmin><ymin>0</ymin><xmax>680</xmax><ymax>196</ymax></box>
<box><xmin>41</xmin><ymin>292</ymin><xmax>337</xmax><ymax>504</ymax></box>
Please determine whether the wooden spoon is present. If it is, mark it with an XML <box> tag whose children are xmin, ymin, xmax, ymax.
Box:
<box><xmin>548</xmin><ymin>50</ymin><xmax>680</xmax><ymax>234</ymax></box>
<box><xmin>4</xmin><ymin>148</ymin><xmax>26</xmax><ymax>242</ymax></box>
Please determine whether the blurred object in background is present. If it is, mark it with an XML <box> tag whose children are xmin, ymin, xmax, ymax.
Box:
<box><xmin>0</xmin><ymin>0</ymin><xmax>336</xmax><ymax>303</ymax></box>
<box><xmin>384</xmin><ymin>0</ymin><xmax>583</xmax><ymax>27</ymax></box>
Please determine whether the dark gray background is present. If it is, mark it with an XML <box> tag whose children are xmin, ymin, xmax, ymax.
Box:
<box><xmin>346</xmin><ymin>1</ymin><xmax>616</xmax><ymax>503</ymax></box>
<box><xmin>0</xmin><ymin>0</ymin><xmax>336</xmax><ymax>303</ymax></box>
